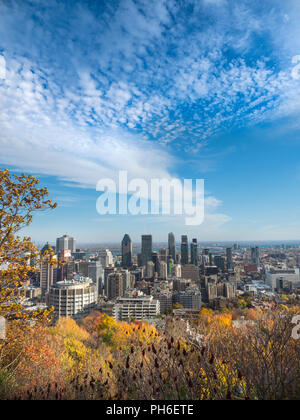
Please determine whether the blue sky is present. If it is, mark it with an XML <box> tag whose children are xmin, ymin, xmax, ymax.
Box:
<box><xmin>0</xmin><ymin>0</ymin><xmax>300</xmax><ymax>243</ymax></box>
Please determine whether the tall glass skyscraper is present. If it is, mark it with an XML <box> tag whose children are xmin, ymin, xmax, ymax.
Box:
<box><xmin>181</xmin><ymin>235</ymin><xmax>189</xmax><ymax>265</ymax></box>
<box><xmin>226</xmin><ymin>247</ymin><xmax>233</xmax><ymax>270</ymax></box>
<box><xmin>168</xmin><ymin>232</ymin><xmax>176</xmax><ymax>262</ymax></box>
<box><xmin>121</xmin><ymin>234</ymin><xmax>132</xmax><ymax>268</ymax></box>
<box><xmin>141</xmin><ymin>235</ymin><xmax>152</xmax><ymax>266</ymax></box>
<box><xmin>190</xmin><ymin>238</ymin><xmax>198</xmax><ymax>266</ymax></box>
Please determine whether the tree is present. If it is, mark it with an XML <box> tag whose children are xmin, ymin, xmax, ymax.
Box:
<box><xmin>0</xmin><ymin>169</ymin><xmax>57</xmax><ymax>321</ymax></box>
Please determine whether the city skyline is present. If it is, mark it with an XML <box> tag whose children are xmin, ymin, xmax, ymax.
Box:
<box><xmin>1</xmin><ymin>0</ymin><xmax>300</xmax><ymax>242</ymax></box>
<box><xmin>39</xmin><ymin>231</ymin><xmax>300</xmax><ymax>250</ymax></box>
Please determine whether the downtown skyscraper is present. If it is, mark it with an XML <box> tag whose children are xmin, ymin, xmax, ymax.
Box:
<box><xmin>181</xmin><ymin>235</ymin><xmax>189</xmax><ymax>265</ymax></box>
<box><xmin>226</xmin><ymin>247</ymin><xmax>233</xmax><ymax>270</ymax></box>
<box><xmin>190</xmin><ymin>238</ymin><xmax>198</xmax><ymax>266</ymax></box>
<box><xmin>56</xmin><ymin>234</ymin><xmax>76</xmax><ymax>253</ymax></box>
<box><xmin>141</xmin><ymin>235</ymin><xmax>153</xmax><ymax>267</ymax></box>
<box><xmin>168</xmin><ymin>232</ymin><xmax>176</xmax><ymax>262</ymax></box>
<box><xmin>251</xmin><ymin>246</ymin><xmax>260</xmax><ymax>266</ymax></box>
<box><xmin>121</xmin><ymin>234</ymin><xmax>132</xmax><ymax>268</ymax></box>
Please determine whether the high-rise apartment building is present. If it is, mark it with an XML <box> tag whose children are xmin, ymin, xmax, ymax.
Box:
<box><xmin>141</xmin><ymin>235</ymin><xmax>152</xmax><ymax>266</ymax></box>
<box><xmin>121</xmin><ymin>234</ymin><xmax>132</xmax><ymax>268</ymax></box>
<box><xmin>104</xmin><ymin>266</ymin><xmax>116</xmax><ymax>295</ymax></box>
<box><xmin>47</xmin><ymin>278</ymin><xmax>97</xmax><ymax>319</ymax></box>
<box><xmin>107</xmin><ymin>273</ymin><xmax>124</xmax><ymax>300</ymax></box>
<box><xmin>40</xmin><ymin>262</ymin><xmax>57</xmax><ymax>297</ymax></box>
<box><xmin>120</xmin><ymin>269</ymin><xmax>132</xmax><ymax>292</ymax></box>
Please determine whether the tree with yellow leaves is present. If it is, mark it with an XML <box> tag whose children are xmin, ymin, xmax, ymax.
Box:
<box><xmin>0</xmin><ymin>169</ymin><xmax>57</xmax><ymax>392</ymax></box>
<box><xmin>0</xmin><ymin>169</ymin><xmax>57</xmax><ymax>321</ymax></box>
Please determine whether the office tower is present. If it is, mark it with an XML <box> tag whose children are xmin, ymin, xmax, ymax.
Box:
<box><xmin>136</xmin><ymin>253</ymin><xmax>142</xmax><ymax>267</ymax></box>
<box><xmin>226</xmin><ymin>248</ymin><xmax>233</xmax><ymax>270</ymax></box>
<box><xmin>47</xmin><ymin>278</ymin><xmax>97</xmax><ymax>319</ymax></box>
<box><xmin>146</xmin><ymin>261</ymin><xmax>155</xmax><ymax>279</ymax></box>
<box><xmin>56</xmin><ymin>235</ymin><xmax>76</xmax><ymax>253</ymax></box>
<box><xmin>190</xmin><ymin>238</ymin><xmax>198</xmax><ymax>266</ymax></box>
<box><xmin>168</xmin><ymin>232</ymin><xmax>176</xmax><ymax>262</ymax></box>
<box><xmin>99</xmin><ymin>249</ymin><xmax>114</xmax><ymax>267</ymax></box>
<box><xmin>151</xmin><ymin>252</ymin><xmax>160</xmax><ymax>274</ymax></box>
<box><xmin>251</xmin><ymin>246</ymin><xmax>260</xmax><ymax>266</ymax></box>
<box><xmin>181</xmin><ymin>235</ymin><xmax>189</xmax><ymax>265</ymax></box>
<box><xmin>203</xmin><ymin>248</ymin><xmax>210</xmax><ymax>256</ymax></box>
<box><xmin>88</xmin><ymin>261</ymin><xmax>104</xmax><ymax>295</ymax></box>
<box><xmin>141</xmin><ymin>235</ymin><xmax>152</xmax><ymax>266</ymax></box>
<box><xmin>121</xmin><ymin>234</ymin><xmax>132</xmax><ymax>268</ymax></box>
<box><xmin>107</xmin><ymin>273</ymin><xmax>124</xmax><ymax>300</ymax></box>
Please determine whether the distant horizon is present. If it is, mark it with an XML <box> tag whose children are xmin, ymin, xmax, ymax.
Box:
<box><xmin>34</xmin><ymin>239</ymin><xmax>300</xmax><ymax>248</ymax></box>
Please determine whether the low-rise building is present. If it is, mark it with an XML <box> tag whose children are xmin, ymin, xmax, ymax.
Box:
<box><xmin>114</xmin><ymin>295</ymin><xmax>160</xmax><ymax>322</ymax></box>
<box><xmin>266</xmin><ymin>269</ymin><xmax>300</xmax><ymax>290</ymax></box>
<box><xmin>173</xmin><ymin>288</ymin><xmax>202</xmax><ymax>310</ymax></box>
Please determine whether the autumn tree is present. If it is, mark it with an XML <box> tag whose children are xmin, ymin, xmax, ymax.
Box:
<box><xmin>0</xmin><ymin>169</ymin><xmax>57</xmax><ymax>394</ymax></box>
<box><xmin>0</xmin><ymin>169</ymin><xmax>56</xmax><ymax>320</ymax></box>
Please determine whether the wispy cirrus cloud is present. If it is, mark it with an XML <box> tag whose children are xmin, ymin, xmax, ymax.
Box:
<box><xmin>0</xmin><ymin>0</ymin><xmax>299</xmax><ymax>166</ymax></box>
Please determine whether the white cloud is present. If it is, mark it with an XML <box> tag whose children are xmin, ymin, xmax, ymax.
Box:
<box><xmin>1</xmin><ymin>0</ymin><xmax>299</xmax><ymax>151</ymax></box>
